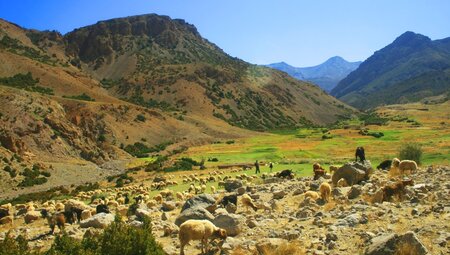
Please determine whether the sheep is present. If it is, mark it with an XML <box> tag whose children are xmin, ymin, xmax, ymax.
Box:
<box><xmin>96</xmin><ymin>204</ymin><xmax>110</xmax><ymax>214</ymax></box>
<box><xmin>313</xmin><ymin>163</ymin><xmax>325</xmax><ymax>180</ymax></box>
<box><xmin>0</xmin><ymin>215</ymin><xmax>13</xmax><ymax>226</ymax></box>
<box><xmin>275</xmin><ymin>169</ymin><xmax>294</xmax><ymax>179</ymax></box>
<box><xmin>376</xmin><ymin>160</ymin><xmax>392</xmax><ymax>170</ymax></box>
<box><xmin>117</xmin><ymin>205</ymin><xmax>128</xmax><ymax>217</ymax></box>
<box><xmin>303</xmin><ymin>191</ymin><xmax>320</xmax><ymax>200</ymax></box>
<box><xmin>355</xmin><ymin>146</ymin><xmax>365</xmax><ymax>161</ymax></box>
<box><xmin>201</xmin><ymin>185</ymin><xmax>207</xmax><ymax>193</ymax></box>
<box><xmin>154</xmin><ymin>194</ymin><xmax>163</xmax><ymax>204</ymax></box>
<box><xmin>329</xmin><ymin>165</ymin><xmax>339</xmax><ymax>174</ymax></box>
<box><xmin>210</xmin><ymin>186</ymin><xmax>216</xmax><ymax>194</ymax></box>
<box><xmin>41</xmin><ymin>209</ymin><xmax>66</xmax><ymax>234</ymax></box>
<box><xmin>382</xmin><ymin>179</ymin><xmax>414</xmax><ymax>202</ymax></box>
<box><xmin>146</xmin><ymin>200</ymin><xmax>157</xmax><ymax>208</ymax></box>
<box><xmin>240</xmin><ymin>194</ymin><xmax>258</xmax><ymax>212</ymax></box>
<box><xmin>399</xmin><ymin>160</ymin><xmax>418</xmax><ymax>173</ymax></box>
<box><xmin>176</xmin><ymin>192</ymin><xmax>184</xmax><ymax>201</ymax></box>
<box><xmin>319</xmin><ymin>182</ymin><xmax>332</xmax><ymax>202</ymax></box>
<box><xmin>179</xmin><ymin>219</ymin><xmax>227</xmax><ymax>255</ymax></box>
<box><xmin>337</xmin><ymin>178</ymin><xmax>348</xmax><ymax>187</ymax></box>
<box><xmin>80</xmin><ymin>210</ymin><xmax>92</xmax><ymax>221</ymax></box>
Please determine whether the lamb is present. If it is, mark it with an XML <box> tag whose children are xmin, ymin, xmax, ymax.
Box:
<box><xmin>382</xmin><ymin>179</ymin><xmax>414</xmax><ymax>202</ymax></box>
<box><xmin>41</xmin><ymin>209</ymin><xmax>66</xmax><ymax>234</ymax></box>
<box><xmin>303</xmin><ymin>191</ymin><xmax>320</xmax><ymax>200</ymax></box>
<box><xmin>275</xmin><ymin>169</ymin><xmax>294</xmax><ymax>179</ymax></box>
<box><xmin>337</xmin><ymin>178</ymin><xmax>348</xmax><ymax>187</ymax></box>
<box><xmin>179</xmin><ymin>219</ymin><xmax>227</xmax><ymax>255</ymax></box>
<box><xmin>377</xmin><ymin>160</ymin><xmax>392</xmax><ymax>170</ymax></box>
<box><xmin>210</xmin><ymin>186</ymin><xmax>216</xmax><ymax>194</ymax></box>
<box><xmin>176</xmin><ymin>192</ymin><xmax>184</xmax><ymax>201</ymax></box>
<box><xmin>319</xmin><ymin>182</ymin><xmax>332</xmax><ymax>202</ymax></box>
<box><xmin>240</xmin><ymin>194</ymin><xmax>258</xmax><ymax>212</ymax></box>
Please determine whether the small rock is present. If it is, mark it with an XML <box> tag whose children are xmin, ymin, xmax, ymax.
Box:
<box><xmin>347</xmin><ymin>185</ymin><xmax>362</xmax><ymax>199</ymax></box>
<box><xmin>162</xmin><ymin>201</ymin><xmax>176</xmax><ymax>211</ymax></box>
<box><xmin>273</xmin><ymin>190</ymin><xmax>286</xmax><ymax>199</ymax></box>
<box><xmin>80</xmin><ymin>213</ymin><xmax>114</xmax><ymax>229</ymax></box>
<box><xmin>365</xmin><ymin>231</ymin><xmax>428</xmax><ymax>255</ymax></box>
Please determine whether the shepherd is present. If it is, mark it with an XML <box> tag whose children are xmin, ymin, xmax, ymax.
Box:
<box><xmin>255</xmin><ymin>160</ymin><xmax>260</xmax><ymax>174</ymax></box>
<box><xmin>355</xmin><ymin>147</ymin><xmax>365</xmax><ymax>162</ymax></box>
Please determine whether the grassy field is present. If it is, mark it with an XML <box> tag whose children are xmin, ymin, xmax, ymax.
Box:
<box><xmin>175</xmin><ymin>102</ymin><xmax>450</xmax><ymax>171</ymax></box>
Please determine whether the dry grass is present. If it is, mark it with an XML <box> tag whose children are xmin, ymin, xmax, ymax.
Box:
<box><xmin>394</xmin><ymin>242</ymin><xmax>423</xmax><ymax>255</ymax></box>
<box><xmin>231</xmin><ymin>242</ymin><xmax>306</xmax><ymax>255</ymax></box>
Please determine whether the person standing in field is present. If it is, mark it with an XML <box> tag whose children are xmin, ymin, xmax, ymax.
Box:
<box><xmin>255</xmin><ymin>160</ymin><xmax>260</xmax><ymax>174</ymax></box>
<box><xmin>269</xmin><ymin>162</ymin><xmax>273</xmax><ymax>172</ymax></box>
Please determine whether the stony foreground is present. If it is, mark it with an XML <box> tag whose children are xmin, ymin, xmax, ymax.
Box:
<box><xmin>1</xmin><ymin>165</ymin><xmax>449</xmax><ymax>255</ymax></box>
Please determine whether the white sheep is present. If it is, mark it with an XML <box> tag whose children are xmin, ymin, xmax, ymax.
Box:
<box><xmin>179</xmin><ymin>220</ymin><xmax>227</xmax><ymax>255</ymax></box>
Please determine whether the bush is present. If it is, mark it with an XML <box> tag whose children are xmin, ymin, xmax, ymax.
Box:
<box><xmin>399</xmin><ymin>143</ymin><xmax>423</xmax><ymax>164</ymax></box>
<box><xmin>63</xmin><ymin>93</ymin><xmax>95</xmax><ymax>101</ymax></box>
<box><xmin>0</xmin><ymin>234</ymin><xmax>32</xmax><ymax>255</ymax></box>
<box><xmin>45</xmin><ymin>216</ymin><xmax>164</xmax><ymax>255</ymax></box>
<box><xmin>135</xmin><ymin>114</ymin><xmax>146</xmax><ymax>122</ymax></box>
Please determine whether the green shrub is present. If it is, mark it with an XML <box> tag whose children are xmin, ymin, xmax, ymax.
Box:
<box><xmin>0</xmin><ymin>234</ymin><xmax>32</xmax><ymax>255</ymax></box>
<box><xmin>45</xmin><ymin>216</ymin><xmax>164</xmax><ymax>255</ymax></box>
<box><xmin>399</xmin><ymin>143</ymin><xmax>423</xmax><ymax>164</ymax></box>
<box><xmin>40</xmin><ymin>171</ymin><xmax>51</xmax><ymax>177</ymax></box>
<box><xmin>135</xmin><ymin>114</ymin><xmax>146</xmax><ymax>122</ymax></box>
<box><xmin>225</xmin><ymin>140</ymin><xmax>235</xmax><ymax>144</ymax></box>
<box><xmin>0</xmin><ymin>72</ymin><xmax>54</xmax><ymax>95</ymax></box>
<box><xmin>63</xmin><ymin>93</ymin><xmax>95</xmax><ymax>101</ymax></box>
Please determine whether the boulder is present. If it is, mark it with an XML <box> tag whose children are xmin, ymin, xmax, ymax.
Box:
<box><xmin>24</xmin><ymin>211</ymin><xmax>41</xmax><ymax>224</ymax></box>
<box><xmin>181</xmin><ymin>194</ymin><xmax>216</xmax><ymax>212</ymax></box>
<box><xmin>213</xmin><ymin>213</ymin><xmax>244</xmax><ymax>236</ymax></box>
<box><xmin>136</xmin><ymin>209</ymin><xmax>152</xmax><ymax>221</ymax></box>
<box><xmin>162</xmin><ymin>201</ymin><xmax>176</xmax><ymax>211</ymax></box>
<box><xmin>347</xmin><ymin>185</ymin><xmax>362</xmax><ymax>199</ymax></box>
<box><xmin>335</xmin><ymin>213</ymin><xmax>362</xmax><ymax>227</ymax></box>
<box><xmin>175</xmin><ymin>206</ymin><xmax>214</xmax><ymax>226</ymax></box>
<box><xmin>332</xmin><ymin>161</ymin><xmax>373</xmax><ymax>186</ymax></box>
<box><xmin>80</xmin><ymin>213</ymin><xmax>114</xmax><ymax>229</ymax></box>
<box><xmin>224</xmin><ymin>179</ymin><xmax>243</xmax><ymax>192</ymax></box>
<box><xmin>273</xmin><ymin>190</ymin><xmax>286</xmax><ymax>200</ymax></box>
<box><xmin>371</xmin><ymin>189</ymin><xmax>384</xmax><ymax>204</ymax></box>
<box><xmin>225</xmin><ymin>203</ymin><xmax>237</xmax><ymax>214</ymax></box>
<box><xmin>365</xmin><ymin>231</ymin><xmax>428</xmax><ymax>255</ymax></box>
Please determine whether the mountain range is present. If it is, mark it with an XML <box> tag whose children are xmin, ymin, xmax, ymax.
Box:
<box><xmin>267</xmin><ymin>56</ymin><xmax>361</xmax><ymax>92</ymax></box>
<box><xmin>331</xmin><ymin>31</ymin><xmax>450</xmax><ymax>109</ymax></box>
<box><xmin>0</xmin><ymin>14</ymin><xmax>354</xmax><ymax>165</ymax></box>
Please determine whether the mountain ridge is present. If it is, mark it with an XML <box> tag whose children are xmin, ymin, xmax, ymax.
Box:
<box><xmin>331</xmin><ymin>31</ymin><xmax>450</xmax><ymax>109</ymax></box>
<box><xmin>267</xmin><ymin>56</ymin><xmax>361</xmax><ymax>92</ymax></box>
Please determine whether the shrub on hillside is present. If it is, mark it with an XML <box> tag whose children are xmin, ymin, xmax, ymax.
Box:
<box><xmin>0</xmin><ymin>233</ymin><xmax>32</xmax><ymax>255</ymax></box>
<box><xmin>399</xmin><ymin>142</ymin><xmax>423</xmax><ymax>164</ymax></box>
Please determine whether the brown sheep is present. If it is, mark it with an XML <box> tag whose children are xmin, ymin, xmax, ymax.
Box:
<box><xmin>329</xmin><ymin>165</ymin><xmax>339</xmax><ymax>174</ymax></box>
<box><xmin>240</xmin><ymin>194</ymin><xmax>258</xmax><ymax>213</ymax></box>
<box><xmin>41</xmin><ymin>209</ymin><xmax>66</xmax><ymax>234</ymax></box>
<box><xmin>382</xmin><ymin>179</ymin><xmax>414</xmax><ymax>202</ymax></box>
<box><xmin>319</xmin><ymin>182</ymin><xmax>332</xmax><ymax>202</ymax></box>
<box><xmin>179</xmin><ymin>219</ymin><xmax>227</xmax><ymax>255</ymax></box>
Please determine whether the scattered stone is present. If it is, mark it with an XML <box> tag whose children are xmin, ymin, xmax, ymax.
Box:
<box><xmin>213</xmin><ymin>213</ymin><xmax>243</xmax><ymax>236</ymax></box>
<box><xmin>332</xmin><ymin>161</ymin><xmax>373</xmax><ymax>185</ymax></box>
<box><xmin>273</xmin><ymin>190</ymin><xmax>286</xmax><ymax>199</ymax></box>
<box><xmin>80</xmin><ymin>213</ymin><xmax>114</xmax><ymax>229</ymax></box>
<box><xmin>162</xmin><ymin>201</ymin><xmax>176</xmax><ymax>211</ymax></box>
<box><xmin>224</xmin><ymin>179</ymin><xmax>243</xmax><ymax>192</ymax></box>
<box><xmin>256</xmin><ymin>238</ymin><xmax>289</xmax><ymax>253</ymax></box>
<box><xmin>348</xmin><ymin>185</ymin><xmax>362</xmax><ymax>199</ymax></box>
<box><xmin>365</xmin><ymin>231</ymin><xmax>428</xmax><ymax>255</ymax></box>
<box><xmin>175</xmin><ymin>206</ymin><xmax>214</xmax><ymax>226</ymax></box>
<box><xmin>181</xmin><ymin>194</ymin><xmax>216</xmax><ymax>212</ymax></box>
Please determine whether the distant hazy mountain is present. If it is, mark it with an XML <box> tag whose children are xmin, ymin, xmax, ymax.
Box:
<box><xmin>267</xmin><ymin>56</ymin><xmax>361</xmax><ymax>91</ymax></box>
<box><xmin>331</xmin><ymin>31</ymin><xmax>450</xmax><ymax>109</ymax></box>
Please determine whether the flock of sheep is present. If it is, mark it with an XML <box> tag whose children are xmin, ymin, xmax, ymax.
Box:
<box><xmin>0</xmin><ymin>154</ymin><xmax>421</xmax><ymax>255</ymax></box>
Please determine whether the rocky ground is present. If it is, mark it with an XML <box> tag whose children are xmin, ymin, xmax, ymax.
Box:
<box><xmin>1</xmin><ymin>164</ymin><xmax>449</xmax><ymax>255</ymax></box>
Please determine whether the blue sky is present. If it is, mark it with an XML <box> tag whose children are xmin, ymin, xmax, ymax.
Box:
<box><xmin>1</xmin><ymin>0</ymin><xmax>449</xmax><ymax>66</ymax></box>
